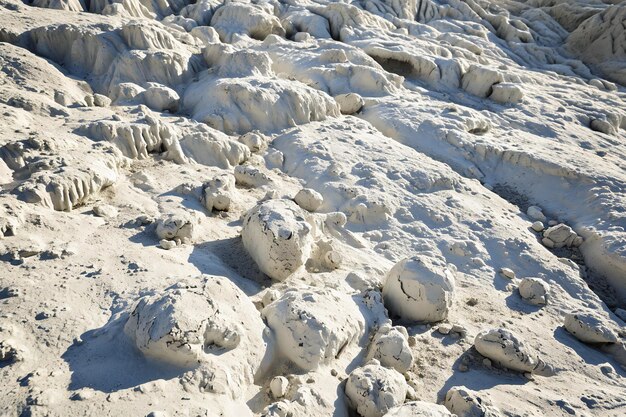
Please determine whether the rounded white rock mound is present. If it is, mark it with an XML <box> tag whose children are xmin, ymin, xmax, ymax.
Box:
<box><xmin>542</xmin><ymin>224</ymin><xmax>582</xmax><ymax>249</ymax></box>
<box><xmin>269</xmin><ymin>376</ymin><xmax>289</xmax><ymax>399</ymax></box>
<box><xmin>143</xmin><ymin>84</ymin><xmax>180</xmax><ymax>113</ymax></box>
<box><xmin>564</xmin><ymin>311</ymin><xmax>618</xmax><ymax>344</ymax></box>
<box><xmin>294</xmin><ymin>188</ymin><xmax>323</xmax><ymax>212</ymax></box>
<box><xmin>334</xmin><ymin>93</ymin><xmax>364</xmax><ymax>115</ymax></box>
<box><xmin>234</xmin><ymin>164</ymin><xmax>271</xmax><ymax>187</ymax></box>
<box><xmin>461</xmin><ymin>65</ymin><xmax>504</xmax><ymax>98</ymax></box>
<box><xmin>444</xmin><ymin>386</ymin><xmax>501</xmax><ymax>417</ymax></box>
<box><xmin>474</xmin><ymin>328</ymin><xmax>554</xmax><ymax>376</ymax></box>
<box><xmin>489</xmin><ymin>83</ymin><xmax>523</xmax><ymax>104</ymax></box>
<box><xmin>382</xmin><ymin>256</ymin><xmax>455</xmax><ymax>323</ymax></box>
<box><xmin>238</xmin><ymin>131</ymin><xmax>269</xmax><ymax>153</ymax></box>
<box><xmin>124</xmin><ymin>276</ymin><xmax>265</xmax><ymax>378</ymax></box>
<box><xmin>384</xmin><ymin>401</ymin><xmax>453</xmax><ymax>417</ymax></box>
<box><xmin>262</xmin><ymin>287</ymin><xmax>365</xmax><ymax>371</ymax></box>
<box><xmin>526</xmin><ymin>205</ymin><xmax>546</xmax><ymax>222</ymax></box>
<box><xmin>345</xmin><ymin>362</ymin><xmax>407</xmax><ymax>417</ymax></box>
<box><xmin>202</xmin><ymin>174</ymin><xmax>235</xmax><ymax>212</ymax></box>
<box><xmin>518</xmin><ymin>277</ymin><xmax>550</xmax><ymax>306</ymax></box>
<box><xmin>365</xmin><ymin>324</ymin><xmax>413</xmax><ymax>373</ymax></box>
<box><xmin>183</xmin><ymin>76</ymin><xmax>340</xmax><ymax>135</ymax></box>
<box><xmin>111</xmin><ymin>82</ymin><xmax>145</xmax><ymax>105</ymax></box>
<box><xmin>210</xmin><ymin>2</ymin><xmax>285</xmax><ymax>43</ymax></box>
<box><xmin>156</xmin><ymin>213</ymin><xmax>194</xmax><ymax>243</ymax></box>
<box><xmin>242</xmin><ymin>199</ymin><xmax>314</xmax><ymax>281</ymax></box>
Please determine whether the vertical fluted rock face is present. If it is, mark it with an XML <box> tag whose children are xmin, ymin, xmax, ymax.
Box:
<box><xmin>567</xmin><ymin>4</ymin><xmax>626</xmax><ymax>85</ymax></box>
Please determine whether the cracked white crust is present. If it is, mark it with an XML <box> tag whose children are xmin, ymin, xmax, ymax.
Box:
<box><xmin>474</xmin><ymin>328</ymin><xmax>555</xmax><ymax>376</ymax></box>
<box><xmin>345</xmin><ymin>362</ymin><xmax>407</xmax><ymax>417</ymax></box>
<box><xmin>382</xmin><ymin>256</ymin><xmax>455</xmax><ymax>323</ymax></box>
<box><xmin>242</xmin><ymin>199</ymin><xmax>314</xmax><ymax>281</ymax></box>
<box><xmin>262</xmin><ymin>287</ymin><xmax>365</xmax><ymax>371</ymax></box>
<box><xmin>125</xmin><ymin>276</ymin><xmax>266</xmax><ymax>394</ymax></box>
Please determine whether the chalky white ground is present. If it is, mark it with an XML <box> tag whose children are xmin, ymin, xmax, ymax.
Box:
<box><xmin>0</xmin><ymin>0</ymin><xmax>626</xmax><ymax>416</ymax></box>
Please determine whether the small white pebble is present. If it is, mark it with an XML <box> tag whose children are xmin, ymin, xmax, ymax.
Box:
<box><xmin>270</xmin><ymin>376</ymin><xmax>289</xmax><ymax>399</ymax></box>
<box><xmin>531</xmin><ymin>221</ymin><xmax>544</xmax><ymax>232</ymax></box>
<box><xmin>438</xmin><ymin>324</ymin><xmax>452</xmax><ymax>335</ymax></box>
<box><xmin>500</xmin><ymin>268</ymin><xmax>516</xmax><ymax>279</ymax></box>
<box><xmin>159</xmin><ymin>239</ymin><xmax>177</xmax><ymax>250</ymax></box>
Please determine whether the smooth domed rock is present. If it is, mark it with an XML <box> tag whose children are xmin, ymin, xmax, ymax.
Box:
<box><xmin>518</xmin><ymin>277</ymin><xmax>550</xmax><ymax>306</ymax></box>
<box><xmin>564</xmin><ymin>311</ymin><xmax>618</xmax><ymax>344</ymax></box>
<box><xmin>526</xmin><ymin>206</ymin><xmax>546</xmax><ymax>222</ymax></box>
<box><xmin>144</xmin><ymin>84</ymin><xmax>180</xmax><ymax>113</ymax></box>
<box><xmin>474</xmin><ymin>328</ymin><xmax>554</xmax><ymax>376</ymax></box>
<box><xmin>270</xmin><ymin>376</ymin><xmax>289</xmax><ymax>399</ymax></box>
<box><xmin>242</xmin><ymin>199</ymin><xmax>313</xmax><ymax>281</ymax></box>
<box><xmin>334</xmin><ymin>93</ymin><xmax>364</xmax><ymax>114</ymax></box>
<box><xmin>294</xmin><ymin>188</ymin><xmax>323</xmax><ymax>212</ymax></box>
<box><xmin>383</xmin><ymin>256</ymin><xmax>456</xmax><ymax>323</ymax></box>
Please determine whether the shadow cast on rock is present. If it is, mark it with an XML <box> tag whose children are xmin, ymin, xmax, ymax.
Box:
<box><xmin>128</xmin><ymin>224</ymin><xmax>158</xmax><ymax>248</ymax></box>
<box><xmin>504</xmin><ymin>292</ymin><xmax>543</xmax><ymax>314</ymax></box>
<box><xmin>436</xmin><ymin>346</ymin><xmax>528</xmax><ymax>402</ymax></box>
<box><xmin>62</xmin><ymin>313</ymin><xmax>190</xmax><ymax>393</ymax></box>
<box><xmin>188</xmin><ymin>236</ymin><xmax>269</xmax><ymax>296</ymax></box>
<box><xmin>553</xmin><ymin>326</ymin><xmax>626</xmax><ymax>376</ymax></box>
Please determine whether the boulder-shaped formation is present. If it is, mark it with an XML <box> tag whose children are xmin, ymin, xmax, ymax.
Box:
<box><xmin>262</xmin><ymin>287</ymin><xmax>365</xmax><ymax>371</ymax></box>
<box><xmin>365</xmin><ymin>324</ymin><xmax>413</xmax><ymax>373</ymax></box>
<box><xmin>382</xmin><ymin>256</ymin><xmax>455</xmax><ymax>323</ymax></box>
<box><xmin>242</xmin><ymin>199</ymin><xmax>314</xmax><ymax>281</ymax></box>
<box><xmin>345</xmin><ymin>362</ymin><xmax>407</xmax><ymax>417</ymax></box>
<box><xmin>542</xmin><ymin>224</ymin><xmax>583</xmax><ymax>249</ymax></box>
<box><xmin>124</xmin><ymin>277</ymin><xmax>266</xmax><ymax>388</ymax></box>
<box><xmin>474</xmin><ymin>328</ymin><xmax>555</xmax><ymax>376</ymax></box>
<box><xmin>489</xmin><ymin>83</ymin><xmax>523</xmax><ymax>104</ymax></box>
<box><xmin>238</xmin><ymin>131</ymin><xmax>269</xmax><ymax>153</ymax></box>
<box><xmin>564</xmin><ymin>311</ymin><xmax>618</xmax><ymax>344</ymax></box>
<box><xmin>155</xmin><ymin>212</ymin><xmax>194</xmax><ymax>243</ymax></box>
<box><xmin>518</xmin><ymin>277</ymin><xmax>550</xmax><ymax>306</ymax></box>
<box><xmin>294</xmin><ymin>188</ymin><xmax>324</xmax><ymax>212</ymax></box>
<box><xmin>209</xmin><ymin>2</ymin><xmax>285</xmax><ymax>43</ymax></box>
<box><xmin>234</xmin><ymin>165</ymin><xmax>271</xmax><ymax>187</ymax></box>
<box><xmin>202</xmin><ymin>174</ymin><xmax>235</xmax><ymax>212</ymax></box>
<box><xmin>384</xmin><ymin>401</ymin><xmax>453</xmax><ymax>417</ymax></box>
<box><xmin>183</xmin><ymin>76</ymin><xmax>340</xmax><ymax>135</ymax></box>
<box><xmin>526</xmin><ymin>205</ymin><xmax>546</xmax><ymax>222</ymax></box>
<box><xmin>461</xmin><ymin>65</ymin><xmax>504</xmax><ymax>98</ymax></box>
<box><xmin>269</xmin><ymin>376</ymin><xmax>289</xmax><ymax>399</ymax></box>
<box><xmin>335</xmin><ymin>93</ymin><xmax>364</xmax><ymax>114</ymax></box>
<box><xmin>444</xmin><ymin>386</ymin><xmax>502</xmax><ymax>417</ymax></box>
<box><xmin>143</xmin><ymin>84</ymin><xmax>180</xmax><ymax>113</ymax></box>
